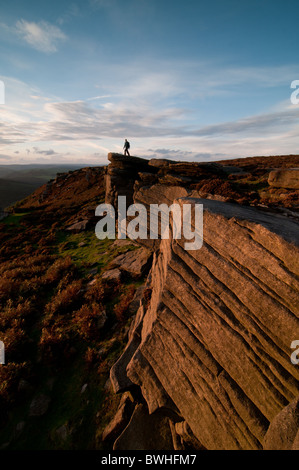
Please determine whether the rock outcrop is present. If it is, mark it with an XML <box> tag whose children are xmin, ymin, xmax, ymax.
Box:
<box><xmin>105</xmin><ymin>154</ymin><xmax>152</xmax><ymax>207</ymax></box>
<box><xmin>104</xmin><ymin>154</ymin><xmax>299</xmax><ymax>450</ymax></box>
<box><xmin>109</xmin><ymin>247</ymin><xmax>152</xmax><ymax>278</ymax></box>
<box><xmin>268</xmin><ymin>168</ymin><xmax>299</xmax><ymax>189</ymax></box>
<box><xmin>105</xmin><ymin>152</ymin><xmax>226</xmax><ymax>209</ymax></box>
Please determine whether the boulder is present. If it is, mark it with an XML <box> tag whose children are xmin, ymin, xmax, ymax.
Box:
<box><xmin>102</xmin><ymin>268</ymin><xmax>122</xmax><ymax>283</ymax></box>
<box><xmin>110</xmin><ymin>248</ymin><xmax>152</xmax><ymax>278</ymax></box>
<box><xmin>66</xmin><ymin>219</ymin><xmax>90</xmax><ymax>232</ymax></box>
<box><xmin>268</xmin><ymin>168</ymin><xmax>299</xmax><ymax>189</ymax></box>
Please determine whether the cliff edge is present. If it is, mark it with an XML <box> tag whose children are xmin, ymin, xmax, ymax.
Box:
<box><xmin>104</xmin><ymin>153</ymin><xmax>299</xmax><ymax>450</ymax></box>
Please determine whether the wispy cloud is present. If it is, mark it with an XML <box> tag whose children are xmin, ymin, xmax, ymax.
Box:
<box><xmin>14</xmin><ymin>19</ymin><xmax>66</xmax><ymax>53</ymax></box>
<box><xmin>86</xmin><ymin>95</ymin><xmax>112</xmax><ymax>101</ymax></box>
<box><xmin>57</xmin><ymin>4</ymin><xmax>81</xmax><ymax>26</ymax></box>
<box><xmin>191</xmin><ymin>106</ymin><xmax>299</xmax><ymax>137</ymax></box>
<box><xmin>32</xmin><ymin>147</ymin><xmax>58</xmax><ymax>156</ymax></box>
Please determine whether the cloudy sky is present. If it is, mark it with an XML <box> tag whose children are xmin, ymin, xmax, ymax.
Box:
<box><xmin>1</xmin><ymin>0</ymin><xmax>299</xmax><ymax>165</ymax></box>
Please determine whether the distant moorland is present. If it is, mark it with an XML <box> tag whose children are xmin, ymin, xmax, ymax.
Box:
<box><xmin>0</xmin><ymin>164</ymin><xmax>96</xmax><ymax>210</ymax></box>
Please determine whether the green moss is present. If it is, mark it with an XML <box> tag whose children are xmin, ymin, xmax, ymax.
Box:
<box><xmin>54</xmin><ymin>230</ymin><xmax>139</xmax><ymax>276</ymax></box>
<box><xmin>2</xmin><ymin>212</ymin><xmax>30</xmax><ymax>226</ymax></box>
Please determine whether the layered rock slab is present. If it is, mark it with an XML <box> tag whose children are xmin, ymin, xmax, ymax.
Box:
<box><xmin>112</xmin><ymin>198</ymin><xmax>299</xmax><ymax>449</ymax></box>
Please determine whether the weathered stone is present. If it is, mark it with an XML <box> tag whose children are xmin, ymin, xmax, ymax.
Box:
<box><xmin>29</xmin><ymin>394</ymin><xmax>51</xmax><ymax>417</ymax></box>
<box><xmin>263</xmin><ymin>397</ymin><xmax>299</xmax><ymax>450</ymax></box>
<box><xmin>148</xmin><ymin>158</ymin><xmax>176</xmax><ymax>168</ymax></box>
<box><xmin>114</xmin><ymin>198</ymin><xmax>299</xmax><ymax>450</ymax></box>
<box><xmin>55</xmin><ymin>424</ymin><xmax>69</xmax><ymax>442</ymax></box>
<box><xmin>128</xmin><ymin>286</ymin><xmax>145</xmax><ymax>315</ymax></box>
<box><xmin>113</xmin><ymin>403</ymin><xmax>174</xmax><ymax>450</ymax></box>
<box><xmin>158</xmin><ymin>174</ymin><xmax>193</xmax><ymax>185</ymax></box>
<box><xmin>105</xmin><ymin>153</ymin><xmax>151</xmax><ymax>207</ymax></box>
<box><xmin>110</xmin><ymin>248</ymin><xmax>152</xmax><ymax>278</ymax></box>
<box><xmin>167</xmin><ymin>161</ymin><xmax>224</xmax><ymax>178</ymax></box>
<box><xmin>169</xmin><ymin>419</ymin><xmax>184</xmax><ymax>450</ymax></box>
<box><xmin>175</xmin><ymin>421</ymin><xmax>206</xmax><ymax>450</ymax></box>
<box><xmin>102</xmin><ymin>392</ymin><xmax>135</xmax><ymax>442</ymax></box>
<box><xmin>138</xmin><ymin>172</ymin><xmax>158</xmax><ymax>185</ymax></box>
<box><xmin>134</xmin><ymin>184</ymin><xmax>189</xmax><ymax>208</ymax></box>
<box><xmin>104</xmin><ymin>152</ymin><xmax>299</xmax><ymax>450</ymax></box>
<box><xmin>108</xmin><ymin>153</ymin><xmax>149</xmax><ymax>169</ymax></box>
<box><xmin>110</xmin><ymin>310</ymin><xmax>143</xmax><ymax>393</ymax></box>
<box><xmin>102</xmin><ymin>268</ymin><xmax>122</xmax><ymax>282</ymax></box>
<box><xmin>268</xmin><ymin>168</ymin><xmax>299</xmax><ymax>189</ymax></box>
<box><xmin>66</xmin><ymin>219</ymin><xmax>90</xmax><ymax>232</ymax></box>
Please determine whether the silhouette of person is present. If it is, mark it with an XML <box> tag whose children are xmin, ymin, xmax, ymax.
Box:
<box><xmin>123</xmin><ymin>139</ymin><xmax>130</xmax><ymax>156</ymax></box>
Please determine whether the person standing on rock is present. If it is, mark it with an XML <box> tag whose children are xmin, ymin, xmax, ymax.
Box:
<box><xmin>123</xmin><ymin>139</ymin><xmax>130</xmax><ymax>156</ymax></box>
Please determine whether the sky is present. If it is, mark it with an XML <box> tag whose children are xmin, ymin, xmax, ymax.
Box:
<box><xmin>1</xmin><ymin>0</ymin><xmax>299</xmax><ymax>165</ymax></box>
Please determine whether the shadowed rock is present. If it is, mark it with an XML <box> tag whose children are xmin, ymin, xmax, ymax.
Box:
<box><xmin>113</xmin><ymin>403</ymin><xmax>174</xmax><ymax>450</ymax></box>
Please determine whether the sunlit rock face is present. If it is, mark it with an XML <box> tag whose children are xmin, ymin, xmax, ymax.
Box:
<box><xmin>105</xmin><ymin>153</ymin><xmax>299</xmax><ymax>450</ymax></box>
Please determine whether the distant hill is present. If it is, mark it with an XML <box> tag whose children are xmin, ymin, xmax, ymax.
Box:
<box><xmin>0</xmin><ymin>164</ymin><xmax>98</xmax><ymax>210</ymax></box>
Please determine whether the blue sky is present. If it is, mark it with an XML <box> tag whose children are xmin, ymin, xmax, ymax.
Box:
<box><xmin>1</xmin><ymin>0</ymin><xmax>299</xmax><ymax>164</ymax></box>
